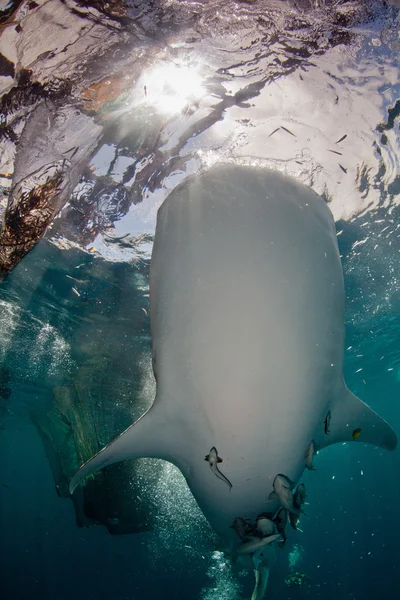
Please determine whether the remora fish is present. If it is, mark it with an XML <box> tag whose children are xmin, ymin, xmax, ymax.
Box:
<box><xmin>271</xmin><ymin>474</ymin><xmax>300</xmax><ymax>516</ymax></box>
<box><xmin>256</xmin><ymin>516</ymin><xmax>275</xmax><ymax>536</ymax></box>
<box><xmin>305</xmin><ymin>440</ymin><xmax>316</xmax><ymax>470</ymax></box>
<box><xmin>289</xmin><ymin>512</ymin><xmax>302</xmax><ymax>531</ymax></box>
<box><xmin>294</xmin><ymin>483</ymin><xmax>308</xmax><ymax>507</ymax></box>
<box><xmin>205</xmin><ymin>446</ymin><xmax>232</xmax><ymax>491</ymax></box>
<box><xmin>324</xmin><ymin>410</ymin><xmax>332</xmax><ymax>435</ymax></box>
<box><xmin>274</xmin><ymin>507</ymin><xmax>288</xmax><ymax>547</ymax></box>
<box><xmin>231</xmin><ymin>517</ymin><xmax>250</xmax><ymax>540</ymax></box>
<box><xmin>290</xmin><ymin>484</ymin><xmax>307</xmax><ymax>531</ymax></box>
<box><xmin>69</xmin><ymin>165</ymin><xmax>397</xmax><ymax>598</ymax></box>
<box><xmin>237</xmin><ymin>534</ymin><xmax>283</xmax><ymax>555</ymax></box>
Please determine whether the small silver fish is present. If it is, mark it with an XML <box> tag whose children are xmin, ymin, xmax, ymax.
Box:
<box><xmin>294</xmin><ymin>483</ymin><xmax>308</xmax><ymax>507</ymax></box>
<box><xmin>256</xmin><ymin>516</ymin><xmax>275</xmax><ymax>537</ymax></box>
<box><xmin>305</xmin><ymin>440</ymin><xmax>316</xmax><ymax>471</ymax></box>
<box><xmin>289</xmin><ymin>511</ymin><xmax>303</xmax><ymax>532</ymax></box>
<box><xmin>272</xmin><ymin>474</ymin><xmax>299</xmax><ymax>516</ymax></box>
<box><xmin>274</xmin><ymin>507</ymin><xmax>288</xmax><ymax>535</ymax></box>
<box><xmin>237</xmin><ymin>533</ymin><xmax>283</xmax><ymax>555</ymax></box>
<box><xmin>205</xmin><ymin>447</ymin><xmax>232</xmax><ymax>491</ymax></box>
<box><xmin>290</xmin><ymin>483</ymin><xmax>308</xmax><ymax>530</ymax></box>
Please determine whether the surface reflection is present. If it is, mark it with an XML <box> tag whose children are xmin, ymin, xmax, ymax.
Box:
<box><xmin>1</xmin><ymin>0</ymin><xmax>398</xmax><ymax>272</ymax></box>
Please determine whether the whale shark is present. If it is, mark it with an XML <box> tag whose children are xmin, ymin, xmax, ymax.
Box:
<box><xmin>69</xmin><ymin>164</ymin><xmax>397</xmax><ymax>598</ymax></box>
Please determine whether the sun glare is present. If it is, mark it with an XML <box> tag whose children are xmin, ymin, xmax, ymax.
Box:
<box><xmin>141</xmin><ymin>62</ymin><xmax>205</xmax><ymax>115</ymax></box>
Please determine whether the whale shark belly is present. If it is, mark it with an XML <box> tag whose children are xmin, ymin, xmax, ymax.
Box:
<box><xmin>150</xmin><ymin>164</ymin><xmax>344</xmax><ymax>535</ymax></box>
<box><xmin>69</xmin><ymin>164</ymin><xmax>396</xmax><ymax>555</ymax></box>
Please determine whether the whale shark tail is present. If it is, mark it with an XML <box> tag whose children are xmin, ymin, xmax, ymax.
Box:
<box><xmin>69</xmin><ymin>400</ymin><xmax>171</xmax><ymax>495</ymax></box>
<box><xmin>318</xmin><ymin>384</ymin><xmax>397</xmax><ymax>452</ymax></box>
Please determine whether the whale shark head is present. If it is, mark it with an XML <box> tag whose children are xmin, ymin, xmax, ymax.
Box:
<box><xmin>69</xmin><ymin>165</ymin><xmax>397</xmax><ymax>597</ymax></box>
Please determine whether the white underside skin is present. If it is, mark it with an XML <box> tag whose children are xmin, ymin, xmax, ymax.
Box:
<box><xmin>69</xmin><ymin>165</ymin><xmax>397</xmax><ymax>598</ymax></box>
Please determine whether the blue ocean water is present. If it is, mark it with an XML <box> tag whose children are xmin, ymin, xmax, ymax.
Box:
<box><xmin>1</xmin><ymin>1</ymin><xmax>400</xmax><ymax>599</ymax></box>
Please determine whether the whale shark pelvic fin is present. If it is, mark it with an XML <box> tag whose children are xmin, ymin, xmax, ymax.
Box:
<box><xmin>69</xmin><ymin>401</ymin><xmax>170</xmax><ymax>495</ymax></box>
<box><xmin>319</xmin><ymin>385</ymin><xmax>397</xmax><ymax>452</ymax></box>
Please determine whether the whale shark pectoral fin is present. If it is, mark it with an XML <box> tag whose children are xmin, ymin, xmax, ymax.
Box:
<box><xmin>319</xmin><ymin>386</ymin><xmax>397</xmax><ymax>451</ymax></box>
<box><xmin>69</xmin><ymin>403</ymin><xmax>170</xmax><ymax>495</ymax></box>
